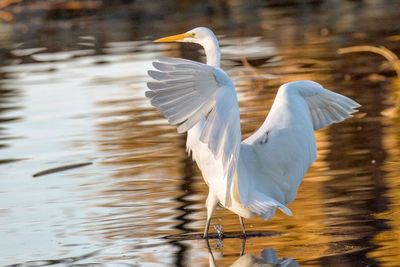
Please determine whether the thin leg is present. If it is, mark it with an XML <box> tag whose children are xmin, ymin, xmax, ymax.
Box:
<box><xmin>204</xmin><ymin>217</ymin><xmax>212</xmax><ymax>238</ymax></box>
<box><xmin>240</xmin><ymin>236</ymin><xmax>246</xmax><ymax>256</ymax></box>
<box><xmin>204</xmin><ymin>192</ymin><xmax>219</xmax><ymax>238</ymax></box>
<box><xmin>239</xmin><ymin>216</ymin><xmax>246</xmax><ymax>237</ymax></box>
<box><xmin>205</xmin><ymin>238</ymin><xmax>217</xmax><ymax>267</ymax></box>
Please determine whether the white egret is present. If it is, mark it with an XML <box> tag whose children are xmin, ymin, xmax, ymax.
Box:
<box><xmin>146</xmin><ymin>27</ymin><xmax>360</xmax><ymax>238</ymax></box>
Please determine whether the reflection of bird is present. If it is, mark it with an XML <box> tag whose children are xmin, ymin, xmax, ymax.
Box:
<box><xmin>229</xmin><ymin>248</ymin><xmax>299</xmax><ymax>267</ymax></box>
<box><xmin>146</xmin><ymin>27</ymin><xmax>360</xmax><ymax>238</ymax></box>
<box><xmin>206</xmin><ymin>238</ymin><xmax>299</xmax><ymax>267</ymax></box>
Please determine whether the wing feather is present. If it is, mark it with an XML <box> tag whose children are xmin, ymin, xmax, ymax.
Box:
<box><xmin>154</xmin><ymin>90</ymin><xmax>199</xmax><ymax>108</ymax></box>
<box><xmin>177</xmin><ymin>100</ymin><xmax>215</xmax><ymax>133</ymax></box>
<box><xmin>146</xmin><ymin>57</ymin><xmax>241</xmax><ymax>205</ymax></box>
<box><xmin>302</xmin><ymin>88</ymin><xmax>360</xmax><ymax>130</ymax></box>
<box><xmin>147</xmin><ymin>87</ymin><xmax>196</xmax><ymax>104</ymax></box>
<box><xmin>240</xmin><ymin>80</ymin><xmax>360</xmax><ymax>218</ymax></box>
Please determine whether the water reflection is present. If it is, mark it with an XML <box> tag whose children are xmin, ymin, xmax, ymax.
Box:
<box><xmin>207</xmin><ymin>238</ymin><xmax>299</xmax><ymax>267</ymax></box>
<box><xmin>5</xmin><ymin>250</ymin><xmax>101</xmax><ymax>267</ymax></box>
<box><xmin>1</xmin><ymin>0</ymin><xmax>400</xmax><ymax>266</ymax></box>
<box><xmin>228</xmin><ymin>248</ymin><xmax>298</xmax><ymax>267</ymax></box>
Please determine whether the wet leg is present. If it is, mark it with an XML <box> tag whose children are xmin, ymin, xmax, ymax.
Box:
<box><xmin>239</xmin><ymin>216</ymin><xmax>246</xmax><ymax>237</ymax></box>
<box><xmin>204</xmin><ymin>192</ymin><xmax>219</xmax><ymax>238</ymax></box>
<box><xmin>240</xmin><ymin>237</ymin><xmax>246</xmax><ymax>256</ymax></box>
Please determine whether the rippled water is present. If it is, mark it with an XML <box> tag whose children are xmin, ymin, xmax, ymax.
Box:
<box><xmin>1</xmin><ymin>1</ymin><xmax>400</xmax><ymax>266</ymax></box>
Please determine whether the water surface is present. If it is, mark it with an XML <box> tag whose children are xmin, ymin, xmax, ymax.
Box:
<box><xmin>1</xmin><ymin>1</ymin><xmax>400</xmax><ymax>266</ymax></box>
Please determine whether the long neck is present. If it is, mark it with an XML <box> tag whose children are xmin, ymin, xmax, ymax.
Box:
<box><xmin>203</xmin><ymin>36</ymin><xmax>220</xmax><ymax>68</ymax></box>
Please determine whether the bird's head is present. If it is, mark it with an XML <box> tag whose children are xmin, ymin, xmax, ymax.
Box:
<box><xmin>153</xmin><ymin>27</ymin><xmax>216</xmax><ymax>46</ymax></box>
<box><xmin>153</xmin><ymin>27</ymin><xmax>220</xmax><ymax>67</ymax></box>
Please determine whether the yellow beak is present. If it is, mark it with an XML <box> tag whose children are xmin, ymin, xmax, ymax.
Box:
<box><xmin>153</xmin><ymin>33</ymin><xmax>191</xmax><ymax>43</ymax></box>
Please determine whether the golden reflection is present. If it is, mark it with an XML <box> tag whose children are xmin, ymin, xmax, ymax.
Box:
<box><xmin>0</xmin><ymin>0</ymin><xmax>399</xmax><ymax>266</ymax></box>
<box><xmin>93</xmin><ymin>30</ymin><xmax>384</xmax><ymax>265</ymax></box>
<box><xmin>95</xmin><ymin>96</ymin><xmax>190</xmax><ymax>239</ymax></box>
<box><xmin>93</xmin><ymin>47</ymin><xmax>199</xmax><ymax>243</ymax></box>
<box><xmin>369</xmin><ymin>80</ymin><xmax>400</xmax><ymax>266</ymax></box>
<box><xmin>91</xmin><ymin>4</ymin><xmax>398</xmax><ymax>266</ymax></box>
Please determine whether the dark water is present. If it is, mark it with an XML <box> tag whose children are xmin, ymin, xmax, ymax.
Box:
<box><xmin>1</xmin><ymin>1</ymin><xmax>400</xmax><ymax>266</ymax></box>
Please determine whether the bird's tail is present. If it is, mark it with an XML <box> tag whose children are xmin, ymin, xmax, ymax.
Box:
<box><xmin>245</xmin><ymin>190</ymin><xmax>293</xmax><ymax>220</ymax></box>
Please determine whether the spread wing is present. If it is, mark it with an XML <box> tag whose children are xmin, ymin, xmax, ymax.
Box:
<box><xmin>146</xmin><ymin>57</ymin><xmax>241</xmax><ymax>205</ymax></box>
<box><xmin>239</xmin><ymin>80</ymin><xmax>360</xmax><ymax>218</ymax></box>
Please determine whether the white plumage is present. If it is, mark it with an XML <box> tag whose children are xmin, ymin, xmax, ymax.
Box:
<box><xmin>146</xmin><ymin>27</ymin><xmax>360</xmax><ymax>237</ymax></box>
<box><xmin>146</xmin><ymin>56</ymin><xmax>240</xmax><ymax>207</ymax></box>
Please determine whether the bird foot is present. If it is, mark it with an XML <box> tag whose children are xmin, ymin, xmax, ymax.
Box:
<box><xmin>214</xmin><ymin>224</ymin><xmax>224</xmax><ymax>240</ymax></box>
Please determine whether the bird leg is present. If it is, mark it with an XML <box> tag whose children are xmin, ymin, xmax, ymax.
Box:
<box><xmin>240</xmin><ymin>236</ymin><xmax>246</xmax><ymax>256</ymax></box>
<box><xmin>239</xmin><ymin>216</ymin><xmax>246</xmax><ymax>238</ymax></box>
<box><xmin>204</xmin><ymin>192</ymin><xmax>219</xmax><ymax>238</ymax></box>
<box><xmin>205</xmin><ymin>238</ymin><xmax>217</xmax><ymax>267</ymax></box>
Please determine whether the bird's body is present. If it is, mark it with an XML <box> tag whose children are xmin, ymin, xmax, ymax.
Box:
<box><xmin>146</xmin><ymin>27</ymin><xmax>360</xmax><ymax>237</ymax></box>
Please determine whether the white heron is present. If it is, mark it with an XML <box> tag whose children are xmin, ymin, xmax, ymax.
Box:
<box><xmin>146</xmin><ymin>27</ymin><xmax>360</xmax><ymax>238</ymax></box>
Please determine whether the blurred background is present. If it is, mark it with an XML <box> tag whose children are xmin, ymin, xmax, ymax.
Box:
<box><xmin>1</xmin><ymin>0</ymin><xmax>400</xmax><ymax>266</ymax></box>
